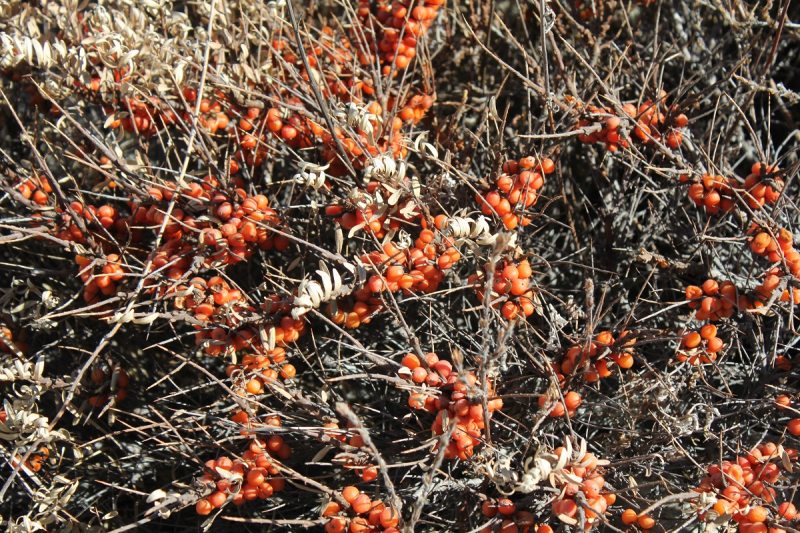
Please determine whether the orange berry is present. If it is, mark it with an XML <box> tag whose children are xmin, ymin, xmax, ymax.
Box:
<box><xmin>553</xmin><ymin>499</ymin><xmax>577</xmax><ymax>517</ymax></box>
<box><xmin>482</xmin><ymin>501</ymin><xmax>497</xmax><ymax>517</ymax></box>
<box><xmin>402</xmin><ymin>353</ymin><xmax>421</xmax><ymax>369</ymax></box>
<box><xmin>323</xmin><ymin>502</ymin><xmax>341</xmax><ymax>517</ymax></box>
<box><xmin>502</xmin><ymin>265</ymin><xmax>519</xmax><ymax>281</ymax></box>
<box><xmin>775</xmin><ymin>395</ymin><xmax>791</xmax><ymax>409</ymax></box>
<box><xmin>380</xmin><ymin>507</ymin><xmax>400</xmax><ymax>528</ymax></box>
<box><xmin>702</xmin><ymin>279</ymin><xmax>719</xmax><ymax>295</ymax></box>
<box><xmin>686</xmin><ymin>285</ymin><xmax>703</xmax><ymax>302</ymax></box>
<box><xmin>196</xmin><ymin>499</ymin><xmax>213</xmax><ymax>515</ymax></box>
<box><xmin>564</xmin><ymin>391</ymin><xmax>582</xmax><ymax>409</ymax></box>
<box><xmin>497</xmin><ymin>499</ymin><xmax>516</xmax><ymax>515</ymax></box>
<box><xmin>280</xmin><ymin>364</ymin><xmax>297</xmax><ymax>379</ymax></box>
<box><xmin>778</xmin><ymin>502</ymin><xmax>797</xmax><ymax>520</ymax></box>
<box><xmin>342</xmin><ymin>486</ymin><xmax>360</xmax><ymax>504</ymax></box>
<box><xmin>245</xmin><ymin>379</ymin><xmax>263</xmax><ymax>394</ymax></box>
<box><xmin>747</xmin><ymin>506</ymin><xmax>768</xmax><ymax>523</ymax></box>
<box><xmin>700</xmin><ymin>324</ymin><xmax>717</xmax><ymax>339</ymax></box>
<box><xmin>681</xmin><ymin>331</ymin><xmax>701</xmax><ymax>349</ymax></box>
<box><xmin>637</xmin><ymin>515</ymin><xmax>656</xmax><ymax>529</ymax></box>
<box><xmin>621</xmin><ymin>509</ymin><xmax>638</xmax><ymax>525</ymax></box>
<box><xmin>352</xmin><ymin>494</ymin><xmax>372</xmax><ymax>514</ymax></box>
<box><xmin>706</xmin><ymin>337</ymin><xmax>724</xmax><ymax>353</ymax></box>
<box><xmin>326</xmin><ymin>517</ymin><xmax>347</xmax><ymax>533</ymax></box>
<box><xmin>501</xmin><ymin>301</ymin><xmax>519</xmax><ymax>320</ymax></box>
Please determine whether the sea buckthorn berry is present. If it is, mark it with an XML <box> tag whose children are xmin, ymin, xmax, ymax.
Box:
<box><xmin>402</xmin><ymin>353</ymin><xmax>421</xmax><ymax>369</ymax></box>
<box><xmin>700</xmin><ymin>324</ymin><xmax>717</xmax><ymax>339</ymax></box>
<box><xmin>775</xmin><ymin>395</ymin><xmax>791</xmax><ymax>409</ymax></box>
<box><xmin>702</xmin><ymin>280</ymin><xmax>719</xmax><ymax>295</ymax></box>
<box><xmin>553</xmin><ymin>499</ymin><xmax>577</xmax><ymax>518</ymax></box>
<box><xmin>322</xmin><ymin>502</ymin><xmax>341</xmax><ymax>517</ymax></box>
<box><xmin>681</xmin><ymin>331</ymin><xmax>701</xmax><ymax>349</ymax></box>
<box><xmin>326</xmin><ymin>517</ymin><xmax>346</xmax><ymax>533</ymax></box>
<box><xmin>637</xmin><ymin>514</ymin><xmax>656</xmax><ymax>529</ymax></box>
<box><xmin>196</xmin><ymin>499</ymin><xmax>213</xmax><ymax>515</ymax></box>
<box><xmin>564</xmin><ymin>391</ymin><xmax>582</xmax><ymax>410</ymax></box>
<box><xmin>706</xmin><ymin>337</ymin><xmax>724</xmax><ymax>353</ymax></box>
<box><xmin>482</xmin><ymin>501</ymin><xmax>497</xmax><ymax>517</ymax></box>
<box><xmin>621</xmin><ymin>509</ymin><xmax>638</xmax><ymax>525</ymax></box>
<box><xmin>497</xmin><ymin>499</ymin><xmax>516</xmax><ymax>515</ymax></box>
<box><xmin>342</xmin><ymin>486</ymin><xmax>360</xmax><ymax>503</ymax></box>
<box><xmin>747</xmin><ymin>506</ymin><xmax>768</xmax><ymax>523</ymax></box>
<box><xmin>778</xmin><ymin>502</ymin><xmax>797</xmax><ymax>520</ymax></box>
<box><xmin>380</xmin><ymin>507</ymin><xmax>400</xmax><ymax>528</ymax></box>
<box><xmin>208</xmin><ymin>491</ymin><xmax>227</xmax><ymax>507</ymax></box>
<box><xmin>280</xmin><ymin>364</ymin><xmax>296</xmax><ymax>379</ymax></box>
<box><xmin>352</xmin><ymin>494</ymin><xmax>372</xmax><ymax>514</ymax></box>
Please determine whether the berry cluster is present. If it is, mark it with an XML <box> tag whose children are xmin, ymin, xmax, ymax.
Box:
<box><xmin>685</xmin><ymin>174</ymin><xmax>739</xmax><ymax>214</ymax></box>
<box><xmin>14</xmin><ymin>175</ymin><xmax>53</xmax><ymax>206</ymax></box>
<box><xmin>87</xmin><ymin>86</ymin><xmax>238</xmax><ymax>144</ymax></box>
<box><xmin>577</xmin><ymin>98</ymin><xmax>688</xmax><ymax>152</ymax></box>
<box><xmin>53</xmin><ymin>175</ymin><xmax>288</xmax><ymax>306</ymax></box>
<box><xmin>175</xmin><ymin>277</ymin><xmax>305</xmax><ymax>363</ymax></box>
<box><xmin>226</xmin><ymin>347</ymin><xmax>297</xmax><ymax>394</ymax></box>
<box><xmin>684</xmin><ymin>163</ymin><xmax>785</xmax><ymax>216</ymax></box>
<box><xmin>395</xmin><ymin>94</ymin><xmax>435</xmax><ymax>124</ymax></box>
<box><xmin>194</xmin><ymin>436</ymin><xmax>289</xmax><ymax>515</ymax></box>
<box><xmin>246</xmin><ymin>31</ymin><xmax>415</xmax><ymax>174</ymax></box>
<box><xmin>323</xmin><ymin>486</ymin><xmax>400</xmax><ymax>533</ymax></box>
<box><xmin>188</xmin><ymin>180</ymin><xmax>285</xmax><ymax>265</ymax></box>
<box><xmin>749</xmin><ymin>228</ymin><xmax>800</xmax><ymax>279</ymax></box>
<box><xmin>360</xmin><ymin>0</ymin><xmax>445</xmax><ymax>76</ymax></box>
<box><xmin>548</xmin><ymin>446</ymin><xmax>612</xmax><ymax>529</ymax></box>
<box><xmin>741</xmin><ymin>163</ymin><xmax>784</xmax><ymax>210</ymax></box>
<box><xmin>176</xmin><ymin>90</ymin><xmax>232</xmax><ymax>136</ymax></box>
<box><xmin>541</xmin><ymin>332</ymin><xmax>636</xmax><ymax>418</ymax></box>
<box><xmin>113</xmin><ymin>95</ymin><xmax>174</xmax><ymax>138</ymax></box>
<box><xmin>86</xmin><ymin>365</ymin><xmax>129</xmax><ymax>407</ymax></box>
<box><xmin>469</xmin><ymin>258</ymin><xmax>536</xmax><ymax>320</ymax></box>
<box><xmin>753</xmin><ymin>269</ymin><xmax>800</xmax><ymax>308</ymax></box>
<box><xmin>685</xmin><ymin>279</ymin><xmax>742</xmax><ymax>320</ymax></box>
<box><xmin>399</xmin><ymin>352</ymin><xmax>502</xmax><ymax>460</ymax></box>
<box><xmin>678</xmin><ymin>324</ymin><xmax>724</xmax><ymax>365</ymax></box>
<box><xmin>476</xmin><ymin>157</ymin><xmax>554</xmax><ymax>230</ymax></box>
<box><xmin>480</xmin><ymin>499</ymin><xmax>551</xmax><ymax>533</ymax></box>
<box><xmin>54</xmin><ymin>201</ymin><xmax>126</xmax><ymax>247</ymax></box>
<box><xmin>556</xmin><ymin>330</ymin><xmax>635</xmax><ymax>382</ymax></box>
<box><xmin>75</xmin><ymin>253</ymin><xmax>127</xmax><ymax>305</ymax></box>
<box><xmin>693</xmin><ymin>442</ymin><xmax>799</xmax><ymax>533</ymax></box>
<box><xmin>9</xmin><ymin>446</ymin><xmax>50</xmax><ymax>473</ymax></box>
<box><xmin>538</xmin><ymin>390</ymin><xmax>582</xmax><ymax>418</ymax></box>
<box><xmin>327</xmin><ymin>230</ymin><xmax>462</xmax><ymax>329</ymax></box>
<box><xmin>686</xmin><ymin>274</ymin><xmax>799</xmax><ymax>321</ymax></box>
<box><xmin>621</xmin><ymin>509</ymin><xmax>657</xmax><ymax>530</ymax></box>
<box><xmin>749</xmin><ymin>228</ymin><xmax>796</xmax><ymax>265</ymax></box>
<box><xmin>478</xmin><ymin>443</ymin><xmax>613</xmax><ymax>531</ymax></box>
<box><xmin>328</xmin><ymin>180</ymin><xmax>423</xmax><ymax>240</ymax></box>
<box><xmin>320</xmin><ymin>420</ymin><xmax>378</xmax><ymax>481</ymax></box>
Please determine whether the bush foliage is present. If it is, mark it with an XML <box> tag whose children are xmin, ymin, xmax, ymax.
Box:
<box><xmin>0</xmin><ymin>0</ymin><xmax>799</xmax><ymax>532</ymax></box>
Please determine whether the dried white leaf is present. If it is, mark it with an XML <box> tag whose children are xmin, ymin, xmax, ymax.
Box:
<box><xmin>146</xmin><ymin>489</ymin><xmax>167</xmax><ymax>503</ymax></box>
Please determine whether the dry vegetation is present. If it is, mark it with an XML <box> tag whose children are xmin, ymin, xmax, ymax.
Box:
<box><xmin>0</xmin><ymin>0</ymin><xmax>800</xmax><ymax>532</ymax></box>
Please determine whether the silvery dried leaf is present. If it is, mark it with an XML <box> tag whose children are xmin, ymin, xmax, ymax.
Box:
<box><xmin>311</xmin><ymin>445</ymin><xmax>331</xmax><ymax>463</ymax></box>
